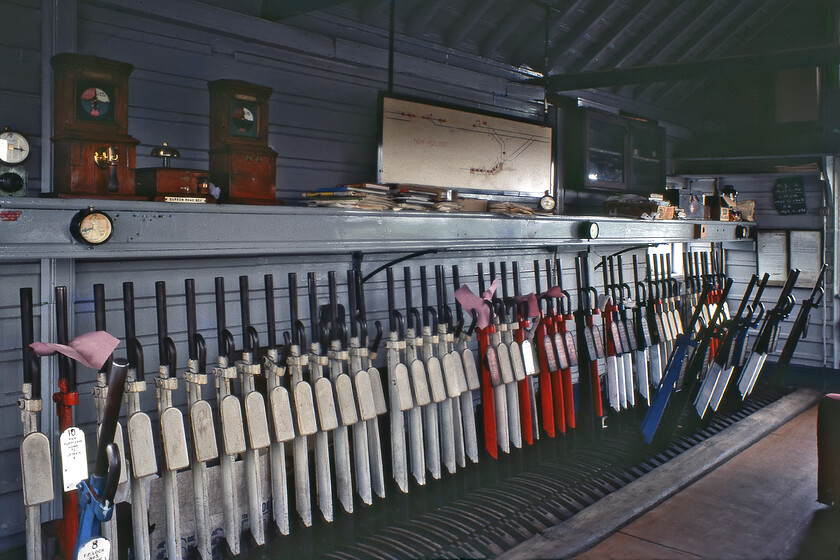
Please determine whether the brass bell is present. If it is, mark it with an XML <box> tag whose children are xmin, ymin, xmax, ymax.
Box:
<box><xmin>151</xmin><ymin>142</ymin><xmax>180</xmax><ymax>168</ymax></box>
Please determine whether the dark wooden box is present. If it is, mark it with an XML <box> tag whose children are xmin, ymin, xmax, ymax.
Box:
<box><xmin>53</xmin><ymin>136</ymin><xmax>138</xmax><ymax>197</ymax></box>
<box><xmin>135</xmin><ymin>168</ymin><xmax>211</xmax><ymax>199</ymax></box>
<box><xmin>209</xmin><ymin>147</ymin><xmax>277</xmax><ymax>203</ymax></box>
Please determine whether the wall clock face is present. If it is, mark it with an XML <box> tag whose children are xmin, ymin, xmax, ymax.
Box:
<box><xmin>0</xmin><ymin>129</ymin><xmax>30</xmax><ymax>165</ymax></box>
<box><xmin>76</xmin><ymin>83</ymin><xmax>115</xmax><ymax>122</ymax></box>
<box><xmin>229</xmin><ymin>100</ymin><xmax>258</xmax><ymax>137</ymax></box>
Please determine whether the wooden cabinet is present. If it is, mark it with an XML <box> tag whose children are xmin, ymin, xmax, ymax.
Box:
<box><xmin>566</xmin><ymin>108</ymin><xmax>665</xmax><ymax>194</ymax></box>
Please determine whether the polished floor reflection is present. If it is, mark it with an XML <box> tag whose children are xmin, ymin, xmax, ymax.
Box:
<box><xmin>576</xmin><ymin>405</ymin><xmax>830</xmax><ymax>560</ymax></box>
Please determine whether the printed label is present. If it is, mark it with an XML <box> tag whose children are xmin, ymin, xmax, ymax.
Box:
<box><xmin>639</xmin><ymin>316</ymin><xmax>652</xmax><ymax>347</ymax></box>
<box><xmin>485</xmin><ymin>347</ymin><xmax>502</xmax><ymax>387</ymax></box>
<box><xmin>543</xmin><ymin>335</ymin><xmax>558</xmax><ymax>371</ymax></box>
<box><xmin>77</xmin><ymin>537</ymin><xmax>110</xmax><ymax>560</ymax></box>
<box><xmin>564</xmin><ymin>331</ymin><xmax>578</xmax><ymax>366</ymax></box>
<box><xmin>609</xmin><ymin>322</ymin><xmax>623</xmax><ymax>354</ymax></box>
<box><xmin>60</xmin><ymin>427</ymin><xmax>88</xmax><ymax>492</ymax></box>
<box><xmin>654</xmin><ymin>314</ymin><xmax>666</xmax><ymax>342</ymax></box>
<box><xmin>591</xmin><ymin>326</ymin><xmax>605</xmax><ymax>359</ymax></box>
<box><xmin>621</xmin><ymin>320</ymin><xmax>636</xmax><ymax>351</ymax></box>
<box><xmin>583</xmin><ymin>327</ymin><xmax>597</xmax><ymax>360</ymax></box>
<box><xmin>553</xmin><ymin>332</ymin><xmax>569</xmax><ymax>370</ymax></box>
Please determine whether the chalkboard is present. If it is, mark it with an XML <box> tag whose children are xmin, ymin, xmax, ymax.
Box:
<box><xmin>773</xmin><ymin>176</ymin><xmax>806</xmax><ymax>215</ymax></box>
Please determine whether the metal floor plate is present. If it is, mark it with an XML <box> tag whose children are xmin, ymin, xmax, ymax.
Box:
<box><xmin>245</xmin><ymin>387</ymin><xmax>790</xmax><ymax>560</ymax></box>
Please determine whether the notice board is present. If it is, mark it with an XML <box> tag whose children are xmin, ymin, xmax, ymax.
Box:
<box><xmin>378</xmin><ymin>95</ymin><xmax>553</xmax><ymax>197</ymax></box>
<box><xmin>757</xmin><ymin>229</ymin><xmax>823</xmax><ymax>287</ymax></box>
<box><xmin>772</xmin><ymin>176</ymin><xmax>806</xmax><ymax>215</ymax></box>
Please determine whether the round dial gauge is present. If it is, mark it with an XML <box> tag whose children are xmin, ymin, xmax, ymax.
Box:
<box><xmin>539</xmin><ymin>194</ymin><xmax>556</xmax><ymax>211</ymax></box>
<box><xmin>0</xmin><ymin>129</ymin><xmax>30</xmax><ymax>165</ymax></box>
<box><xmin>79</xmin><ymin>87</ymin><xmax>112</xmax><ymax>118</ymax></box>
<box><xmin>71</xmin><ymin>209</ymin><xmax>114</xmax><ymax>245</ymax></box>
<box><xmin>579</xmin><ymin>221</ymin><xmax>599</xmax><ymax>240</ymax></box>
<box><xmin>231</xmin><ymin>107</ymin><xmax>256</xmax><ymax>133</ymax></box>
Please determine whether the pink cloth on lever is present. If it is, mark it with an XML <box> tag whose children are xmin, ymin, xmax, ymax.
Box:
<box><xmin>541</xmin><ymin>286</ymin><xmax>566</xmax><ymax>300</ymax></box>
<box><xmin>30</xmin><ymin>331</ymin><xmax>119</xmax><ymax>370</ymax></box>
<box><xmin>513</xmin><ymin>293</ymin><xmax>540</xmax><ymax>318</ymax></box>
<box><xmin>454</xmin><ymin>279</ymin><xmax>499</xmax><ymax>330</ymax></box>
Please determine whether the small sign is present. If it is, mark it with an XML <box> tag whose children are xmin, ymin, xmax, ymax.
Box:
<box><xmin>773</xmin><ymin>175</ymin><xmax>806</xmax><ymax>215</ymax></box>
<box><xmin>59</xmin><ymin>426</ymin><xmax>88</xmax><ymax>491</ymax></box>
<box><xmin>621</xmin><ymin>321</ymin><xmax>636</xmax><ymax>351</ymax></box>
<box><xmin>553</xmin><ymin>332</ymin><xmax>569</xmax><ymax>370</ymax></box>
<box><xmin>591</xmin><ymin>326</ymin><xmax>606</xmax><ymax>359</ymax></box>
<box><xmin>639</xmin><ymin>316</ymin><xmax>652</xmax><ymax>347</ymax></box>
<box><xmin>543</xmin><ymin>335</ymin><xmax>558</xmax><ymax>371</ymax></box>
<box><xmin>583</xmin><ymin>328</ymin><xmax>597</xmax><ymax>360</ymax></box>
<box><xmin>610</xmin><ymin>322</ymin><xmax>624</xmax><ymax>354</ymax></box>
<box><xmin>520</xmin><ymin>340</ymin><xmax>537</xmax><ymax>375</ymax></box>
<box><xmin>485</xmin><ymin>347</ymin><xmax>502</xmax><ymax>387</ymax></box>
<box><xmin>564</xmin><ymin>332</ymin><xmax>578</xmax><ymax>366</ymax></box>
<box><xmin>77</xmin><ymin>537</ymin><xmax>110</xmax><ymax>560</ymax></box>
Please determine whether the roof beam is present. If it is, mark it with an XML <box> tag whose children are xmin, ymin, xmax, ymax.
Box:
<box><xmin>544</xmin><ymin>0</ymin><xmax>623</xmax><ymax>70</ymax></box>
<box><xmin>510</xmin><ymin>0</ymin><xmax>587</xmax><ymax>65</ymax></box>
<box><xmin>445</xmin><ymin>0</ymin><xmax>498</xmax><ymax>46</ymax></box>
<box><xmin>633</xmin><ymin>0</ymin><xmax>761</xmax><ymax>101</ymax></box>
<box><xmin>666</xmin><ymin>0</ymin><xmax>796</xmax><ymax>108</ymax></box>
<box><xmin>532</xmin><ymin>43</ymin><xmax>840</xmax><ymax>91</ymax></box>
<box><xmin>406</xmin><ymin>0</ymin><xmax>447</xmax><ymax>37</ymax></box>
<box><xmin>557</xmin><ymin>0</ymin><xmax>653</xmax><ymax>74</ymax></box>
<box><xmin>261</xmin><ymin>0</ymin><xmax>348</xmax><ymax>19</ymax></box>
<box><xmin>614</xmin><ymin>0</ymin><xmax>730</xmax><ymax>97</ymax></box>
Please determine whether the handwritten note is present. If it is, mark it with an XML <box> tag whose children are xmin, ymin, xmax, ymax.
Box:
<box><xmin>773</xmin><ymin>176</ymin><xmax>806</xmax><ymax>215</ymax></box>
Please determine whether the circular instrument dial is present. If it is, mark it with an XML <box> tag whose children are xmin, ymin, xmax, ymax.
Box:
<box><xmin>71</xmin><ymin>209</ymin><xmax>114</xmax><ymax>245</ymax></box>
<box><xmin>79</xmin><ymin>87</ymin><xmax>112</xmax><ymax>118</ymax></box>
<box><xmin>539</xmin><ymin>194</ymin><xmax>556</xmax><ymax>212</ymax></box>
<box><xmin>231</xmin><ymin>106</ymin><xmax>255</xmax><ymax>133</ymax></box>
<box><xmin>0</xmin><ymin>129</ymin><xmax>30</xmax><ymax>165</ymax></box>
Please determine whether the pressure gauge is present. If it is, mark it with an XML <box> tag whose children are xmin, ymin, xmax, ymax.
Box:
<box><xmin>70</xmin><ymin>209</ymin><xmax>114</xmax><ymax>245</ymax></box>
<box><xmin>580</xmin><ymin>221</ymin><xmax>599</xmax><ymax>240</ymax></box>
<box><xmin>539</xmin><ymin>193</ymin><xmax>556</xmax><ymax>212</ymax></box>
<box><xmin>0</xmin><ymin>128</ymin><xmax>31</xmax><ymax>165</ymax></box>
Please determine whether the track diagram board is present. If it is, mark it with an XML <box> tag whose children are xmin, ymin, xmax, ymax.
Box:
<box><xmin>379</xmin><ymin>96</ymin><xmax>552</xmax><ymax>196</ymax></box>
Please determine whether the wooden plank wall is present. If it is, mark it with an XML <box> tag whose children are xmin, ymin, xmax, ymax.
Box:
<box><xmin>704</xmin><ymin>174</ymin><xmax>832</xmax><ymax>370</ymax></box>
<box><xmin>0</xmin><ymin>0</ymin><xmax>834</xmax><ymax>551</ymax></box>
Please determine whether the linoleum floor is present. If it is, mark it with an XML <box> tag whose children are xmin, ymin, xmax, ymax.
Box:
<box><xmin>574</xmin><ymin>405</ymin><xmax>836</xmax><ymax>560</ymax></box>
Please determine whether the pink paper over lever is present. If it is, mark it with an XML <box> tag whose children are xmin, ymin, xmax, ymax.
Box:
<box><xmin>30</xmin><ymin>331</ymin><xmax>120</xmax><ymax>370</ymax></box>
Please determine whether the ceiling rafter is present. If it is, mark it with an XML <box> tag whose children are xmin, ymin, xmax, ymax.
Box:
<box><xmin>613</xmin><ymin>0</ymin><xmax>729</xmax><ymax>97</ymax></box>
<box><xmin>634</xmin><ymin>0</ymin><xmax>762</xmax><ymax>101</ymax></box>
<box><xmin>637</xmin><ymin>0</ymin><xmax>767</xmax><ymax>102</ymax></box>
<box><xmin>533</xmin><ymin>43</ymin><xmax>840</xmax><ymax>92</ymax></box>
<box><xmin>607</xmin><ymin>0</ymin><xmax>701</xmax><ymax>71</ymax></box>
<box><xmin>544</xmin><ymin>0</ymin><xmax>623</xmax><ymax>71</ymax></box>
<box><xmin>360</xmin><ymin>0</ymin><xmax>389</xmax><ymax>25</ymax></box>
<box><xmin>406</xmin><ymin>0</ymin><xmax>447</xmax><ymax>38</ymax></box>
<box><xmin>445</xmin><ymin>0</ymin><xmax>498</xmax><ymax>47</ymax></box>
<box><xmin>509</xmin><ymin>0</ymin><xmax>588</xmax><ymax>65</ymax></box>
<box><xmin>260</xmin><ymin>0</ymin><xmax>350</xmax><ymax>20</ymax></box>
<box><xmin>480</xmin><ymin>4</ymin><xmax>537</xmax><ymax>58</ymax></box>
<box><xmin>555</xmin><ymin>0</ymin><xmax>652</xmax><ymax>74</ymax></box>
<box><xmin>668</xmin><ymin>0</ymin><xmax>797</xmax><ymax>109</ymax></box>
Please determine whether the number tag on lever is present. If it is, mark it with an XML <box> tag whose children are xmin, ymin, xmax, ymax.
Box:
<box><xmin>60</xmin><ymin>426</ymin><xmax>88</xmax><ymax>492</ymax></box>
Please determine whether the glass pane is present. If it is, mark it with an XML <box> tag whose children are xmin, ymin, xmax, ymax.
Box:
<box><xmin>587</xmin><ymin>118</ymin><xmax>626</xmax><ymax>183</ymax></box>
